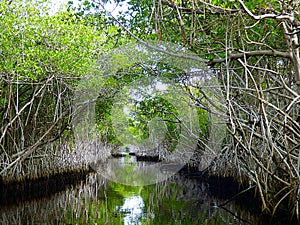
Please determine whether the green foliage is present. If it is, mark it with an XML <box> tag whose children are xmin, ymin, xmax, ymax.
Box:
<box><xmin>127</xmin><ymin>96</ymin><xmax>180</xmax><ymax>146</ymax></box>
<box><xmin>0</xmin><ymin>0</ymin><xmax>104</xmax><ymax>82</ymax></box>
<box><xmin>197</xmin><ymin>107</ymin><xmax>209</xmax><ymax>137</ymax></box>
<box><xmin>0</xmin><ymin>0</ymin><xmax>106</xmax><ymax>155</ymax></box>
<box><xmin>92</xmin><ymin>39</ymin><xmax>211</xmax><ymax>146</ymax></box>
<box><xmin>111</xmin><ymin>0</ymin><xmax>288</xmax><ymax>63</ymax></box>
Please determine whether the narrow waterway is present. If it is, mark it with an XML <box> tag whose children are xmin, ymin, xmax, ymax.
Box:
<box><xmin>0</xmin><ymin>155</ymin><xmax>292</xmax><ymax>224</ymax></box>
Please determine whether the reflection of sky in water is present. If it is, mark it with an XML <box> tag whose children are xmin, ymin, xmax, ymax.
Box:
<box><xmin>117</xmin><ymin>196</ymin><xmax>145</xmax><ymax>225</ymax></box>
<box><xmin>119</xmin><ymin>155</ymin><xmax>137</xmax><ymax>164</ymax></box>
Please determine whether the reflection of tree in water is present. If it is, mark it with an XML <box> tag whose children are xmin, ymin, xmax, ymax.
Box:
<box><xmin>0</xmin><ymin>172</ymin><xmax>287</xmax><ymax>224</ymax></box>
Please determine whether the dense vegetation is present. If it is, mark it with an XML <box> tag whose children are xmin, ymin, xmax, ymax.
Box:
<box><xmin>106</xmin><ymin>0</ymin><xmax>300</xmax><ymax>217</ymax></box>
<box><xmin>0</xmin><ymin>0</ymin><xmax>105</xmax><ymax>182</ymax></box>
<box><xmin>1</xmin><ymin>0</ymin><xmax>300</xmax><ymax>220</ymax></box>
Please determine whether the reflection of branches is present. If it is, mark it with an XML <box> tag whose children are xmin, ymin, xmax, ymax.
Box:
<box><xmin>218</xmin><ymin>205</ymin><xmax>252</xmax><ymax>225</ymax></box>
<box><xmin>217</xmin><ymin>186</ymin><xmax>255</xmax><ymax>208</ymax></box>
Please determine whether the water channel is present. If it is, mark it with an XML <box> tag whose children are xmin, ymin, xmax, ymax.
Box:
<box><xmin>0</xmin><ymin>155</ymin><xmax>292</xmax><ymax>224</ymax></box>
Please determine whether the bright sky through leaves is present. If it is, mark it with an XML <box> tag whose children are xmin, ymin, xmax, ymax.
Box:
<box><xmin>48</xmin><ymin>0</ymin><xmax>127</xmax><ymax>16</ymax></box>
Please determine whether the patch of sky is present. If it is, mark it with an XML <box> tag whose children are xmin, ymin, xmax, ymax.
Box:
<box><xmin>48</xmin><ymin>0</ymin><xmax>128</xmax><ymax>16</ymax></box>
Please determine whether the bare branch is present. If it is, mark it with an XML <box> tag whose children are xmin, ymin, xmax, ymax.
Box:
<box><xmin>238</xmin><ymin>0</ymin><xmax>295</xmax><ymax>22</ymax></box>
<box><xmin>209</xmin><ymin>49</ymin><xmax>291</xmax><ymax>66</ymax></box>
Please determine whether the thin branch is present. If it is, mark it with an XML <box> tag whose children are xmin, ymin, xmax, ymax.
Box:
<box><xmin>209</xmin><ymin>50</ymin><xmax>291</xmax><ymax>66</ymax></box>
<box><xmin>238</xmin><ymin>0</ymin><xmax>294</xmax><ymax>22</ymax></box>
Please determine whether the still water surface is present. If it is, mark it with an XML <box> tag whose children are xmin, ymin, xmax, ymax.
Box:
<box><xmin>0</xmin><ymin>155</ymin><xmax>288</xmax><ymax>224</ymax></box>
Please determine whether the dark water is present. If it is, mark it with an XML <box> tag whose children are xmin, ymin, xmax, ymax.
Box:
<box><xmin>0</xmin><ymin>155</ymin><xmax>293</xmax><ymax>225</ymax></box>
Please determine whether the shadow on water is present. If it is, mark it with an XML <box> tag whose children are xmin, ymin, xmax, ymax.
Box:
<box><xmin>0</xmin><ymin>155</ymin><xmax>296</xmax><ymax>225</ymax></box>
<box><xmin>0</xmin><ymin>170</ymin><xmax>88</xmax><ymax>206</ymax></box>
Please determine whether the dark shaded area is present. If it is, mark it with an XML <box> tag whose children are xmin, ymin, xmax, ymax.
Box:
<box><xmin>128</xmin><ymin>152</ymin><xmax>136</xmax><ymax>156</ymax></box>
<box><xmin>136</xmin><ymin>154</ymin><xmax>160</xmax><ymax>162</ymax></box>
<box><xmin>206</xmin><ymin>176</ymin><xmax>299</xmax><ymax>225</ymax></box>
<box><xmin>111</xmin><ymin>151</ymin><xmax>161</xmax><ymax>161</ymax></box>
<box><xmin>178</xmin><ymin>165</ymin><xmax>299</xmax><ymax>225</ymax></box>
<box><xmin>0</xmin><ymin>169</ymin><xmax>90</xmax><ymax>206</ymax></box>
<box><xmin>111</xmin><ymin>153</ymin><xmax>128</xmax><ymax>157</ymax></box>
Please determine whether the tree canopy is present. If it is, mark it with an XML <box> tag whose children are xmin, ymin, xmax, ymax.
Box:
<box><xmin>0</xmin><ymin>0</ymin><xmax>105</xmax><ymax>181</ymax></box>
<box><xmin>96</xmin><ymin>0</ymin><xmax>300</xmax><ymax>216</ymax></box>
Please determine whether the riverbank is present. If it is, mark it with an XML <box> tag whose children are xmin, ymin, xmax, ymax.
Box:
<box><xmin>0</xmin><ymin>139</ymin><xmax>110</xmax><ymax>184</ymax></box>
<box><xmin>0</xmin><ymin>159</ymin><xmax>296</xmax><ymax>225</ymax></box>
<box><xmin>0</xmin><ymin>143</ymin><xmax>298</xmax><ymax>224</ymax></box>
<box><xmin>0</xmin><ymin>169</ymin><xmax>89</xmax><ymax>206</ymax></box>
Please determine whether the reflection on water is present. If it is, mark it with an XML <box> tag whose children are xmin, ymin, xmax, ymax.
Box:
<box><xmin>0</xmin><ymin>156</ymin><xmax>292</xmax><ymax>225</ymax></box>
<box><xmin>93</xmin><ymin>154</ymin><xmax>182</xmax><ymax>186</ymax></box>
<box><xmin>117</xmin><ymin>196</ymin><xmax>145</xmax><ymax>225</ymax></box>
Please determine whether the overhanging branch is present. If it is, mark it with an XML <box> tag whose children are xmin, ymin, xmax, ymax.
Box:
<box><xmin>238</xmin><ymin>0</ymin><xmax>295</xmax><ymax>22</ymax></box>
<box><xmin>208</xmin><ymin>50</ymin><xmax>291</xmax><ymax>66</ymax></box>
<box><xmin>103</xmin><ymin>4</ymin><xmax>292</xmax><ymax>69</ymax></box>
